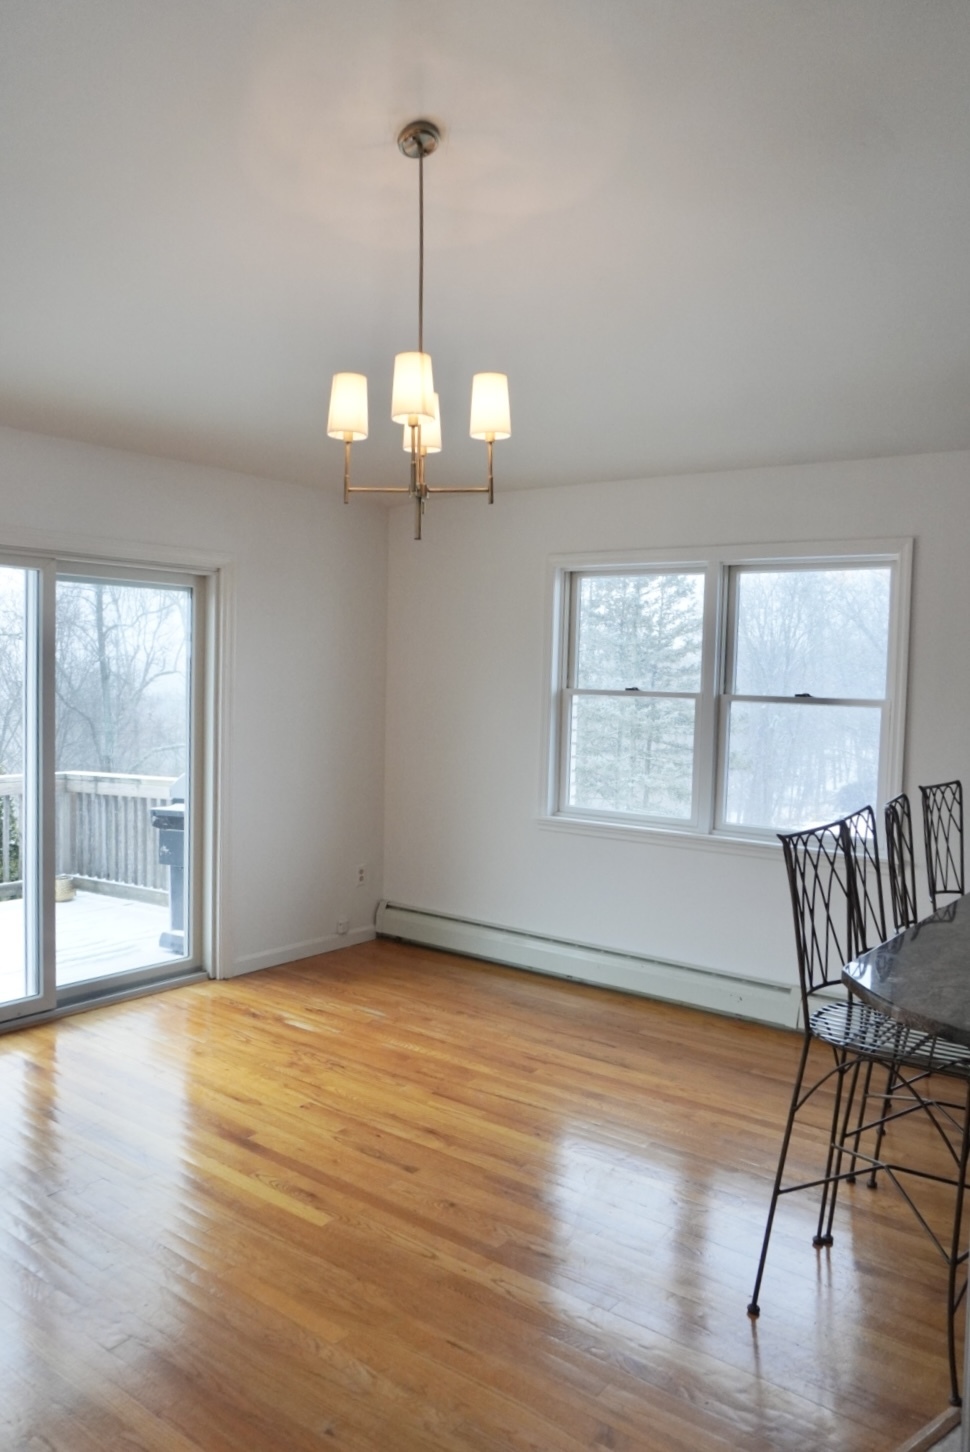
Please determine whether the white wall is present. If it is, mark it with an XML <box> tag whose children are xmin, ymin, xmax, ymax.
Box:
<box><xmin>0</xmin><ymin>424</ymin><xmax>388</xmax><ymax>977</ymax></box>
<box><xmin>4</xmin><ymin>425</ymin><xmax>964</xmax><ymax>1008</ymax></box>
<box><xmin>383</xmin><ymin>451</ymin><xmax>970</xmax><ymax>1004</ymax></box>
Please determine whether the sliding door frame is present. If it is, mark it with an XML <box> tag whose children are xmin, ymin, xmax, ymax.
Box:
<box><xmin>0</xmin><ymin>533</ymin><xmax>232</xmax><ymax>1029</ymax></box>
<box><xmin>0</xmin><ymin>553</ymin><xmax>57</xmax><ymax>1022</ymax></box>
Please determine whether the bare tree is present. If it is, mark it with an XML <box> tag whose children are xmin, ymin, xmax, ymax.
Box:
<box><xmin>55</xmin><ymin>582</ymin><xmax>189</xmax><ymax>776</ymax></box>
<box><xmin>0</xmin><ymin>586</ymin><xmax>25</xmax><ymax>776</ymax></box>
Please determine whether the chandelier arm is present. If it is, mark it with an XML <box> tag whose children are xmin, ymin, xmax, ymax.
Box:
<box><xmin>426</xmin><ymin>442</ymin><xmax>496</xmax><ymax>501</ymax></box>
<box><xmin>345</xmin><ymin>486</ymin><xmax>412</xmax><ymax>495</ymax></box>
<box><xmin>425</xmin><ymin>486</ymin><xmax>491</xmax><ymax>495</ymax></box>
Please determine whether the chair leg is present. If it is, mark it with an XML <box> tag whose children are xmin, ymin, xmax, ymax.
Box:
<box><xmin>945</xmin><ymin>1081</ymin><xmax>970</xmax><ymax>1407</ymax></box>
<box><xmin>844</xmin><ymin>1058</ymin><xmax>872</xmax><ymax>1185</ymax></box>
<box><xmin>816</xmin><ymin>1051</ymin><xmax>857</xmax><ymax>1247</ymax></box>
<box><xmin>748</xmin><ymin>1035</ymin><xmax>812</xmax><ymax>1317</ymax></box>
<box><xmin>866</xmin><ymin>1060</ymin><xmax>896</xmax><ymax>1191</ymax></box>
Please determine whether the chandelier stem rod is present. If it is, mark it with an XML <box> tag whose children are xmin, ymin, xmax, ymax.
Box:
<box><xmin>418</xmin><ymin>147</ymin><xmax>425</xmax><ymax>354</ymax></box>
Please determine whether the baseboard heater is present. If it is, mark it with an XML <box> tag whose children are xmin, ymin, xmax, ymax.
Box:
<box><xmin>375</xmin><ymin>901</ymin><xmax>798</xmax><ymax>1029</ymax></box>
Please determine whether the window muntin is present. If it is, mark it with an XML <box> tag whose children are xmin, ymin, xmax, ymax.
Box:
<box><xmin>553</xmin><ymin>549</ymin><xmax>905</xmax><ymax>840</ymax></box>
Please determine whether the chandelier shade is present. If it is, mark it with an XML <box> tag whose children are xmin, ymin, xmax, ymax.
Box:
<box><xmin>329</xmin><ymin>118</ymin><xmax>510</xmax><ymax>539</ymax></box>
<box><xmin>327</xmin><ymin>372</ymin><xmax>368</xmax><ymax>441</ymax></box>
<box><xmin>470</xmin><ymin>372</ymin><xmax>511</xmax><ymax>441</ymax></box>
<box><xmin>402</xmin><ymin>392</ymin><xmax>442</xmax><ymax>454</ymax></box>
<box><xmin>390</xmin><ymin>351</ymin><xmax>436</xmax><ymax>426</ymax></box>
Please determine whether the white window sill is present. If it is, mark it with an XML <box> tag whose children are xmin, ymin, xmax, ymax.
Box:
<box><xmin>537</xmin><ymin>811</ymin><xmax>781</xmax><ymax>859</ymax></box>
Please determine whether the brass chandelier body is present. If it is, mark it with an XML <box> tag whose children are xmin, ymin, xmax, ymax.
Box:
<box><xmin>327</xmin><ymin>120</ymin><xmax>511</xmax><ymax>540</ymax></box>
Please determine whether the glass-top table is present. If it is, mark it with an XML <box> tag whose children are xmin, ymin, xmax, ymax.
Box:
<box><xmin>844</xmin><ymin>893</ymin><xmax>970</xmax><ymax>1450</ymax></box>
<box><xmin>844</xmin><ymin>896</ymin><xmax>970</xmax><ymax>1048</ymax></box>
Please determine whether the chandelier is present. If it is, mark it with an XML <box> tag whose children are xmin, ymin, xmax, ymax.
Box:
<box><xmin>327</xmin><ymin>120</ymin><xmax>511</xmax><ymax>540</ymax></box>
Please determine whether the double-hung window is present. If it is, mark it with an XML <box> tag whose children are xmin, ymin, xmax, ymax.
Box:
<box><xmin>550</xmin><ymin>542</ymin><xmax>910</xmax><ymax>840</ymax></box>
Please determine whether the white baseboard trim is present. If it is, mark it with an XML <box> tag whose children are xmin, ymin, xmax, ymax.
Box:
<box><xmin>375</xmin><ymin>902</ymin><xmax>798</xmax><ymax>1029</ymax></box>
<box><xmin>229</xmin><ymin>926</ymin><xmax>376</xmax><ymax>978</ymax></box>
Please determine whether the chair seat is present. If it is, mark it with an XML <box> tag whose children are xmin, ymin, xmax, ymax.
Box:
<box><xmin>811</xmin><ymin>999</ymin><xmax>970</xmax><ymax>1077</ymax></box>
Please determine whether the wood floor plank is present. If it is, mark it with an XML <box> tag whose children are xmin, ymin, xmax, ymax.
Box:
<box><xmin>0</xmin><ymin>938</ymin><xmax>964</xmax><ymax>1449</ymax></box>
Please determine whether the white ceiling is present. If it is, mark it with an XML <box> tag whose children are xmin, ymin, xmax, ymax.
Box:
<box><xmin>1</xmin><ymin>1</ymin><xmax>968</xmax><ymax>494</ymax></box>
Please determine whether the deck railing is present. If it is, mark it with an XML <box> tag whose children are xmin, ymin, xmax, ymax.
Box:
<box><xmin>0</xmin><ymin>772</ymin><xmax>177</xmax><ymax>897</ymax></box>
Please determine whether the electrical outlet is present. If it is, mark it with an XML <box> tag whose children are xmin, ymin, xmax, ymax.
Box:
<box><xmin>336</xmin><ymin>918</ymin><xmax>349</xmax><ymax>935</ymax></box>
<box><xmin>356</xmin><ymin>864</ymin><xmax>365</xmax><ymax>885</ymax></box>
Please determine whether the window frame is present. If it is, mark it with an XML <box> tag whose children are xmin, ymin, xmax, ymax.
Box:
<box><xmin>543</xmin><ymin>538</ymin><xmax>912</xmax><ymax>845</ymax></box>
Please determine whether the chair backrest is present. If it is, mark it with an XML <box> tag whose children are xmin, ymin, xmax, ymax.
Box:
<box><xmin>778</xmin><ymin>817</ymin><xmax>857</xmax><ymax>1021</ymax></box>
<box><xmin>842</xmin><ymin>804</ymin><xmax>888</xmax><ymax>954</ymax></box>
<box><xmin>884</xmin><ymin>792</ymin><xmax>919</xmax><ymax>931</ymax></box>
<box><xmin>920</xmin><ymin>779</ymin><xmax>965</xmax><ymax>911</ymax></box>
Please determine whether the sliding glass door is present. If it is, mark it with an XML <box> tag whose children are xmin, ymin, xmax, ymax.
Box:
<box><xmin>0</xmin><ymin>556</ymin><xmax>203</xmax><ymax>1026</ymax></box>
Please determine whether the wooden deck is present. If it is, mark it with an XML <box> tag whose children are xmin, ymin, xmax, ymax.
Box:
<box><xmin>0</xmin><ymin>937</ymin><xmax>962</xmax><ymax>1450</ymax></box>
<box><xmin>0</xmin><ymin>888</ymin><xmax>175</xmax><ymax>1003</ymax></box>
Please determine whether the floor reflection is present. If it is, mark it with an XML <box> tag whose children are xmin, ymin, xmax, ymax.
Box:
<box><xmin>0</xmin><ymin>950</ymin><xmax>958</xmax><ymax>1450</ymax></box>
<box><xmin>543</xmin><ymin>1098</ymin><xmax>943</xmax><ymax>1437</ymax></box>
<box><xmin>0</xmin><ymin>1005</ymin><xmax>190</xmax><ymax>1438</ymax></box>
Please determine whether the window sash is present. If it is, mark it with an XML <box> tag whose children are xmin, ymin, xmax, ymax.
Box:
<box><xmin>566</xmin><ymin>568</ymin><xmax>707</xmax><ymax>686</ymax></box>
<box><xmin>722</xmin><ymin>560</ymin><xmax>893</xmax><ymax>703</ymax></box>
<box><xmin>715</xmin><ymin>697</ymin><xmax>890</xmax><ymax>835</ymax></box>
<box><xmin>561</xmin><ymin>688</ymin><xmax>703</xmax><ymax>825</ymax></box>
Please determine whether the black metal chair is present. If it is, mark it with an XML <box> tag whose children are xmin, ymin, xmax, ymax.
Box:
<box><xmin>843</xmin><ymin>804</ymin><xmax>888</xmax><ymax>947</ymax></box>
<box><xmin>747</xmin><ymin>815</ymin><xmax>907</xmax><ymax>1318</ymax></box>
<box><xmin>841</xmin><ymin>805</ymin><xmax>895</xmax><ymax>1185</ymax></box>
<box><xmin>885</xmin><ymin>792</ymin><xmax>920</xmax><ymax>931</ymax></box>
<box><xmin>748</xmin><ymin>807</ymin><xmax>970</xmax><ymax>1404</ymax></box>
<box><xmin>921</xmin><ymin>780</ymin><xmax>965</xmax><ymax>912</ymax></box>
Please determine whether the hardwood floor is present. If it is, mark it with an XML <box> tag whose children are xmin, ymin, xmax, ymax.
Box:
<box><xmin>0</xmin><ymin>938</ymin><xmax>962</xmax><ymax>1450</ymax></box>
